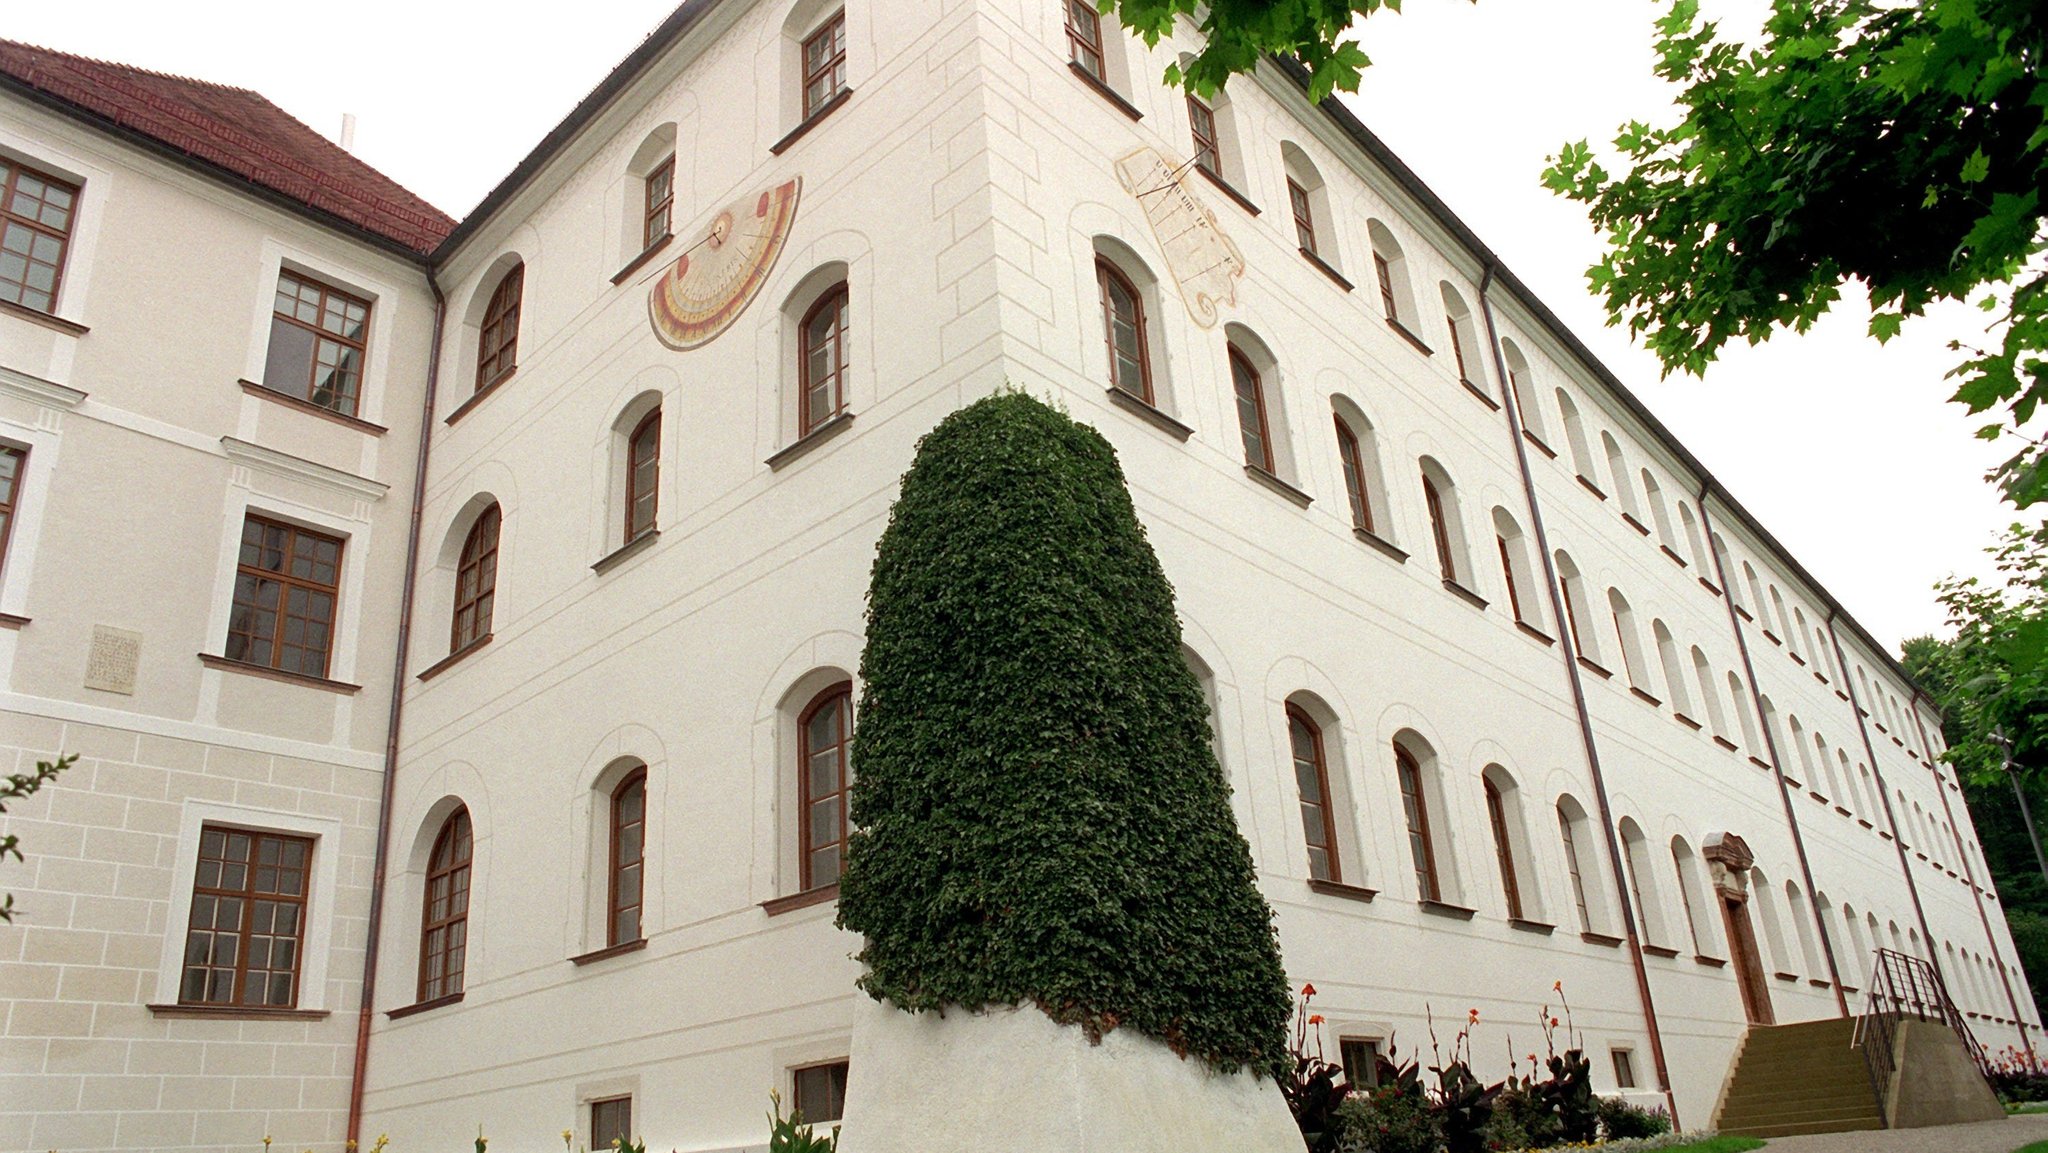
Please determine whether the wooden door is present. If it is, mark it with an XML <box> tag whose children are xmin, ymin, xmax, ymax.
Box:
<box><xmin>1721</xmin><ymin>893</ymin><xmax>1775</xmax><ymax>1025</ymax></box>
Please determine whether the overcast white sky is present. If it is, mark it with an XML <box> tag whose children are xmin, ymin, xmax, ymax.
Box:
<box><xmin>7</xmin><ymin>0</ymin><xmax>2023</xmax><ymax>651</ymax></box>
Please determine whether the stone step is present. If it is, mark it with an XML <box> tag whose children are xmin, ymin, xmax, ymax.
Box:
<box><xmin>1726</xmin><ymin>1116</ymin><xmax>1884</xmax><ymax>1139</ymax></box>
<box><xmin>1719</xmin><ymin>1102</ymin><xmax>1883</xmax><ymax>1130</ymax></box>
<box><xmin>1723</xmin><ymin>1078</ymin><xmax>1877</xmax><ymax>1109</ymax></box>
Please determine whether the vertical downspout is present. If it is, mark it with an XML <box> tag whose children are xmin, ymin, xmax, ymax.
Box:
<box><xmin>348</xmin><ymin>269</ymin><xmax>445</xmax><ymax>1146</ymax></box>
<box><xmin>1698</xmin><ymin>493</ymin><xmax>1849</xmax><ymax>1015</ymax></box>
<box><xmin>1477</xmin><ymin>266</ymin><xmax>1679</xmax><ymax>1126</ymax></box>
<box><xmin>1907</xmin><ymin>697</ymin><xmax>2034</xmax><ymax>1055</ymax></box>
<box><xmin>1824</xmin><ymin>616</ymin><xmax>1944</xmax><ymax>984</ymax></box>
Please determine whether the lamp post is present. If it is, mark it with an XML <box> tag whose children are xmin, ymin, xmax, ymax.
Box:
<box><xmin>1995</xmin><ymin>728</ymin><xmax>2048</xmax><ymax>892</ymax></box>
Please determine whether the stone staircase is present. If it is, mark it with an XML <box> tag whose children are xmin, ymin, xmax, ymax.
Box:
<box><xmin>1714</xmin><ymin>1017</ymin><xmax>1883</xmax><ymax>1138</ymax></box>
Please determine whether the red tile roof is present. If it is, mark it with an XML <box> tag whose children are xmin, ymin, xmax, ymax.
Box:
<box><xmin>0</xmin><ymin>39</ymin><xmax>454</xmax><ymax>254</ymax></box>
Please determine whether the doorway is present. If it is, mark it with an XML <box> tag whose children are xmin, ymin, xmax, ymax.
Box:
<box><xmin>1721</xmin><ymin>893</ymin><xmax>1775</xmax><ymax>1025</ymax></box>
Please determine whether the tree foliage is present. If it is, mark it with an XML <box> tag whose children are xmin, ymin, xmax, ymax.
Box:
<box><xmin>835</xmin><ymin>391</ymin><xmax>1290</xmax><ymax>1075</ymax></box>
<box><xmin>1544</xmin><ymin>0</ymin><xmax>2048</xmax><ymax>505</ymax></box>
<box><xmin>1</xmin><ymin>752</ymin><xmax>75</xmax><ymax>924</ymax></box>
<box><xmin>1102</xmin><ymin>0</ymin><xmax>1420</xmax><ymax>101</ymax></box>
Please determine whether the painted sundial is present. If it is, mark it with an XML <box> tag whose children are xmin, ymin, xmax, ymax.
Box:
<box><xmin>1114</xmin><ymin>148</ymin><xmax>1244</xmax><ymax>329</ymax></box>
<box><xmin>648</xmin><ymin>177</ymin><xmax>802</xmax><ymax>350</ymax></box>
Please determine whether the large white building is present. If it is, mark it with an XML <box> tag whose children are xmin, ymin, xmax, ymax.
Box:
<box><xmin>0</xmin><ymin>3</ymin><xmax>2035</xmax><ymax>1151</ymax></box>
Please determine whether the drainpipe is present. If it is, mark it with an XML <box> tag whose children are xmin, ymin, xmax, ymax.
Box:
<box><xmin>1823</xmin><ymin>615</ymin><xmax>1943</xmax><ymax>991</ymax></box>
<box><xmin>1907</xmin><ymin>697</ymin><xmax>2035</xmax><ymax>1057</ymax></box>
<box><xmin>1477</xmin><ymin>265</ymin><xmax>1679</xmax><ymax>1127</ymax></box>
<box><xmin>348</xmin><ymin>268</ymin><xmax>446</xmax><ymax>1146</ymax></box>
<box><xmin>1697</xmin><ymin>493</ymin><xmax>1848</xmax><ymax>1016</ymax></box>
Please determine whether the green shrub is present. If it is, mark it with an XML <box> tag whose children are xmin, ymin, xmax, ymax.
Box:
<box><xmin>836</xmin><ymin>391</ymin><xmax>1290</xmax><ymax>1075</ymax></box>
<box><xmin>1597</xmin><ymin>1096</ymin><xmax>1672</xmax><ymax>1140</ymax></box>
<box><xmin>1333</xmin><ymin>1073</ymin><xmax>1442</xmax><ymax>1153</ymax></box>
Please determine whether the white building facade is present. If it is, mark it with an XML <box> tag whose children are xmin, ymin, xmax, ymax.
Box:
<box><xmin>0</xmin><ymin>3</ymin><xmax>2036</xmax><ymax>1152</ymax></box>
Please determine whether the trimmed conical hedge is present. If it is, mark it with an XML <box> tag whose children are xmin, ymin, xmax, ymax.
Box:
<box><xmin>836</xmin><ymin>390</ymin><xmax>1290</xmax><ymax>1075</ymax></box>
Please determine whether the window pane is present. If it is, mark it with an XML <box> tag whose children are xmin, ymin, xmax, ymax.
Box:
<box><xmin>262</xmin><ymin>318</ymin><xmax>318</xmax><ymax>399</ymax></box>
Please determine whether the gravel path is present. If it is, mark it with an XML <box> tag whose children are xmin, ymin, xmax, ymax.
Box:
<box><xmin>1757</xmin><ymin>1113</ymin><xmax>2048</xmax><ymax>1152</ymax></box>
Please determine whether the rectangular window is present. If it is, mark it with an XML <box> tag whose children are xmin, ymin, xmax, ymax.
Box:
<box><xmin>644</xmin><ymin>157</ymin><xmax>675</xmax><ymax>250</ymax></box>
<box><xmin>1611</xmin><ymin>1048</ymin><xmax>1638</xmax><ymax>1089</ymax></box>
<box><xmin>591</xmin><ymin>1096</ymin><xmax>632</xmax><ymax>1150</ymax></box>
<box><xmin>0</xmin><ymin>444</ymin><xmax>23</xmax><ymax>577</ymax></box>
<box><xmin>0</xmin><ymin>158</ymin><xmax>78</xmax><ymax>313</ymax></box>
<box><xmin>1188</xmin><ymin>97</ymin><xmax>1219</xmax><ymax>176</ymax></box>
<box><xmin>1065</xmin><ymin>0</ymin><xmax>1105</xmax><ymax>81</ymax></box>
<box><xmin>803</xmin><ymin>12</ymin><xmax>848</xmax><ymax>119</ymax></box>
<box><xmin>1288</xmin><ymin>179</ymin><xmax>1316</xmax><ymax>255</ymax></box>
<box><xmin>178</xmin><ymin>826</ymin><xmax>313</xmax><ymax>1008</ymax></box>
<box><xmin>1339</xmin><ymin>1038</ymin><xmax>1381</xmax><ymax>1088</ymax></box>
<box><xmin>262</xmin><ymin>270</ymin><xmax>371</xmax><ymax>417</ymax></box>
<box><xmin>226</xmin><ymin>514</ymin><xmax>344</xmax><ymax>678</ymax></box>
<box><xmin>793</xmin><ymin>1060</ymin><xmax>849</xmax><ymax>1123</ymax></box>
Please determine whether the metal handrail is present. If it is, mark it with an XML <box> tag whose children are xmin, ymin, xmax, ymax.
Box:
<box><xmin>1852</xmin><ymin>948</ymin><xmax>1990</xmax><ymax>1123</ymax></box>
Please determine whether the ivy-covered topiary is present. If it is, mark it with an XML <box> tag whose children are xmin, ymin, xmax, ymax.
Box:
<box><xmin>836</xmin><ymin>390</ymin><xmax>1290</xmax><ymax>1076</ymax></box>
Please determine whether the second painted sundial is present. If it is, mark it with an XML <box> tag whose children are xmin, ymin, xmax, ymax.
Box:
<box><xmin>648</xmin><ymin>177</ymin><xmax>802</xmax><ymax>350</ymax></box>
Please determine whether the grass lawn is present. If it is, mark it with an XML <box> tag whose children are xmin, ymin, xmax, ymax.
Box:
<box><xmin>2010</xmin><ymin>1141</ymin><xmax>2048</xmax><ymax>1153</ymax></box>
<box><xmin>1659</xmin><ymin>1140</ymin><xmax>1766</xmax><ymax>1153</ymax></box>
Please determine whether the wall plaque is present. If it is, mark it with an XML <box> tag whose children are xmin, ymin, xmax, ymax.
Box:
<box><xmin>84</xmin><ymin>625</ymin><xmax>141</xmax><ymax>695</ymax></box>
<box><xmin>1114</xmin><ymin>148</ymin><xmax>1245</xmax><ymax>328</ymax></box>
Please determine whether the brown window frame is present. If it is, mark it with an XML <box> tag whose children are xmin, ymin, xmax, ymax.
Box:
<box><xmin>591</xmin><ymin>1096</ymin><xmax>633</xmax><ymax>1151</ymax></box>
<box><xmin>1422</xmin><ymin>473</ymin><xmax>1456</xmax><ymax>582</ymax></box>
<box><xmin>1065</xmin><ymin>0</ymin><xmax>1106</xmax><ymax>81</ymax></box>
<box><xmin>417</xmin><ymin>808</ymin><xmax>472</xmax><ymax>1002</ymax></box>
<box><xmin>475</xmin><ymin>264</ymin><xmax>524</xmax><ymax>391</ymax></box>
<box><xmin>793</xmin><ymin>1059</ymin><xmax>850</xmax><ymax>1124</ymax></box>
<box><xmin>610</xmin><ymin>768</ymin><xmax>647</xmax><ymax>947</ymax></box>
<box><xmin>1229</xmin><ymin>346</ymin><xmax>1273</xmax><ymax>472</ymax></box>
<box><xmin>1497</xmin><ymin>535</ymin><xmax>1526</xmax><ymax>623</ymax></box>
<box><xmin>1187</xmin><ymin>96</ymin><xmax>1220</xmax><ymax>176</ymax></box>
<box><xmin>626</xmin><ymin>409</ymin><xmax>661</xmax><ymax>541</ymax></box>
<box><xmin>0</xmin><ymin>443</ymin><xmax>25</xmax><ymax>579</ymax></box>
<box><xmin>452</xmin><ymin>504</ymin><xmax>500</xmax><ymax>652</ymax></box>
<box><xmin>1395</xmin><ymin>746</ymin><xmax>1440</xmax><ymax>902</ymax></box>
<box><xmin>644</xmin><ymin>156</ymin><xmax>675</xmax><ymax>251</ymax></box>
<box><xmin>1446</xmin><ymin>312</ymin><xmax>1473</xmax><ymax>385</ymax></box>
<box><xmin>1559</xmin><ymin>804</ymin><xmax>1592</xmax><ymax>932</ymax></box>
<box><xmin>799</xmin><ymin>284</ymin><xmax>850</xmax><ymax>436</ymax></box>
<box><xmin>1287</xmin><ymin>704</ymin><xmax>1341</xmax><ymax>883</ymax></box>
<box><xmin>798</xmin><ymin>683</ymin><xmax>853</xmax><ymax>891</ymax></box>
<box><xmin>264</xmin><ymin>270</ymin><xmax>372</xmax><ymax>418</ymax></box>
<box><xmin>0</xmin><ymin>157</ymin><xmax>79</xmax><ymax>314</ymax></box>
<box><xmin>1672</xmin><ymin>844</ymin><xmax>1704</xmax><ymax>955</ymax></box>
<box><xmin>802</xmin><ymin>11</ymin><xmax>849</xmax><ymax>120</ymax></box>
<box><xmin>1374</xmin><ymin>253</ymin><xmax>1399</xmax><ymax>323</ymax></box>
<box><xmin>1612</xmin><ymin>1048</ymin><xmax>1638</xmax><ymax>1090</ymax></box>
<box><xmin>1096</xmin><ymin>259</ymin><xmax>1153</xmax><ymax>404</ymax></box>
<box><xmin>1339</xmin><ymin>1038</ymin><xmax>1382</xmax><ymax>1088</ymax></box>
<box><xmin>1335</xmin><ymin>417</ymin><xmax>1373</xmax><ymax>533</ymax></box>
<box><xmin>1484</xmin><ymin>778</ymin><xmax>1523</xmax><ymax>920</ymax></box>
<box><xmin>1287</xmin><ymin>178</ymin><xmax>1317</xmax><ymax>255</ymax></box>
<box><xmin>178</xmin><ymin>825</ymin><xmax>314</xmax><ymax>1008</ymax></box>
<box><xmin>227</xmin><ymin>514</ymin><xmax>345</xmax><ymax>679</ymax></box>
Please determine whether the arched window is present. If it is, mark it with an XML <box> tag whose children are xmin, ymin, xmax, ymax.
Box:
<box><xmin>452</xmin><ymin>503</ymin><xmax>500</xmax><ymax>651</ymax></box>
<box><xmin>1641</xmin><ymin>470</ymin><xmax>1677</xmax><ymax>550</ymax></box>
<box><xmin>475</xmin><ymin>264</ymin><xmax>523</xmax><ymax>392</ymax></box>
<box><xmin>799</xmin><ymin>683</ymin><xmax>853</xmax><ymax>890</ymax></box>
<box><xmin>1789</xmin><ymin>607</ymin><xmax>1810</xmax><ymax>662</ymax></box>
<box><xmin>1420</xmin><ymin>460</ymin><xmax>1468</xmax><ymax>585</ymax></box>
<box><xmin>1557</xmin><ymin>550</ymin><xmax>1599</xmax><ymax>663</ymax></box>
<box><xmin>1691</xmin><ymin>647</ymin><xmax>1730</xmax><ymax>740</ymax></box>
<box><xmin>1557</xmin><ymin>797</ymin><xmax>1598</xmax><ymax>933</ymax></box>
<box><xmin>1187</xmin><ymin>95</ymin><xmax>1220</xmax><ymax>176</ymax></box>
<box><xmin>1618</xmin><ymin>817</ymin><xmax>1668</xmax><ymax>946</ymax></box>
<box><xmin>1494</xmin><ymin>508</ymin><xmax>1541</xmax><ymax>628</ymax></box>
<box><xmin>1229</xmin><ymin>345</ymin><xmax>1273</xmax><ymax>471</ymax></box>
<box><xmin>1441</xmin><ymin>283</ymin><xmax>1485</xmax><ymax>393</ymax></box>
<box><xmin>1727</xmin><ymin>671</ymin><xmax>1761</xmax><ymax>754</ymax></box>
<box><xmin>625</xmin><ymin>409</ymin><xmax>660</xmax><ymax>542</ymax></box>
<box><xmin>1751</xmin><ymin>866</ymin><xmax>1792</xmax><ymax>972</ymax></box>
<box><xmin>799</xmin><ymin>284</ymin><xmax>849</xmax><ymax>436</ymax></box>
<box><xmin>1787</xmin><ymin>715</ymin><xmax>1812</xmax><ymax>786</ymax></box>
<box><xmin>802</xmin><ymin>9</ymin><xmax>849</xmax><ymax>118</ymax></box>
<box><xmin>1813</xmin><ymin>733</ymin><xmax>1836</xmax><ymax>799</ymax></box>
<box><xmin>1654</xmin><ymin>622</ymin><xmax>1692</xmax><ymax>716</ymax></box>
<box><xmin>1743</xmin><ymin>563</ymin><xmax>1768</xmax><ymax>623</ymax></box>
<box><xmin>1671</xmin><ymin>837</ymin><xmax>1716</xmax><ymax>957</ymax></box>
<box><xmin>1097</xmin><ymin>258</ymin><xmax>1152</xmax><ymax>403</ymax></box>
<box><xmin>1288</xmin><ymin>704</ymin><xmax>1340</xmax><ymax>883</ymax></box>
<box><xmin>1065</xmin><ymin>0</ymin><xmax>1106</xmax><ymax>81</ymax></box>
<box><xmin>1367</xmin><ymin>219</ymin><xmax>1416</xmax><ymax>330</ymax></box>
<box><xmin>1336</xmin><ymin>416</ymin><xmax>1373</xmax><ymax>532</ymax></box>
<box><xmin>609</xmin><ymin>769</ymin><xmax>647</xmax><ymax>945</ymax></box>
<box><xmin>1678</xmin><ymin>502</ymin><xmax>1707</xmax><ymax>569</ymax></box>
<box><xmin>1767</xmin><ymin>584</ymin><xmax>1792</xmax><ymax>643</ymax></box>
<box><xmin>1602</xmin><ymin>433</ymin><xmax>1640</xmax><ymax>520</ymax></box>
<box><xmin>419</xmin><ymin>807</ymin><xmax>472</xmax><ymax>1002</ymax></box>
<box><xmin>1484</xmin><ymin>771</ymin><xmax>1525</xmax><ymax>920</ymax></box>
<box><xmin>1502</xmin><ymin>339</ymin><xmax>1548</xmax><ymax>443</ymax></box>
<box><xmin>1555</xmin><ymin>389</ymin><xmax>1597</xmax><ymax>481</ymax></box>
<box><xmin>1395</xmin><ymin>745</ymin><xmax>1440</xmax><ymax>902</ymax></box>
<box><xmin>1786</xmin><ymin>880</ymin><xmax>1821</xmax><ymax>976</ymax></box>
<box><xmin>1608</xmin><ymin>588</ymin><xmax>1649</xmax><ymax>691</ymax></box>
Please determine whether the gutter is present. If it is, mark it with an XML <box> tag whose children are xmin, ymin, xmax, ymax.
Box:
<box><xmin>1478</xmin><ymin>262</ymin><xmax>1680</xmax><ymax>1127</ymax></box>
<box><xmin>346</xmin><ymin>268</ymin><xmax>446</xmax><ymax>1145</ymax></box>
<box><xmin>1699</xmin><ymin>491</ymin><xmax>1849</xmax><ymax>1015</ymax></box>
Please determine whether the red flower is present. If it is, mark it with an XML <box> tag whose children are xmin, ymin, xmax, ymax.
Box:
<box><xmin>1550</xmin><ymin>1017</ymin><xmax>1560</xmax><ymax>1027</ymax></box>
<box><xmin>1302</xmin><ymin>982</ymin><xmax>1317</xmax><ymax>997</ymax></box>
<box><xmin>1309</xmin><ymin>1014</ymin><xmax>1324</xmax><ymax>1025</ymax></box>
<box><xmin>1553</xmin><ymin>980</ymin><xmax>1563</xmax><ymax>992</ymax></box>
